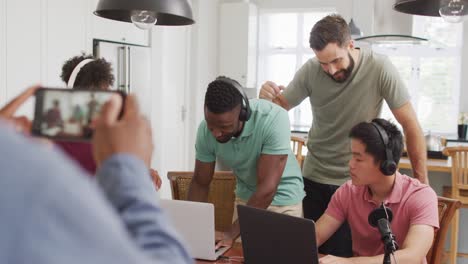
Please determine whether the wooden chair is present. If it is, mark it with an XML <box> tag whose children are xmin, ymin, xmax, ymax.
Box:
<box><xmin>167</xmin><ymin>171</ymin><xmax>236</xmax><ymax>232</ymax></box>
<box><xmin>291</xmin><ymin>136</ymin><xmax>307</xmax><ymax>169</ymax></box>
<box><xmin>442</xmin><ymin>146</ymin><xmax>468</xmax><ymax>263</ymax></box>
<box><xmin>426</xmin><ymin>197</ymin><xmax>461</xmax><ymax>264</ymax></box>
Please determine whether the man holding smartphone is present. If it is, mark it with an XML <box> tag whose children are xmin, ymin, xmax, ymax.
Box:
<box><xmin>0</xmin><ymin>87</ymin><xmax>191</xmax><ymax>263</ymax></box>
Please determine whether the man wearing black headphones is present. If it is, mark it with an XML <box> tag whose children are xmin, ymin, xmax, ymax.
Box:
<box><xmin>188</xmin><ymin>76</ymin><xmax>305</xmax><ymax>248</ymax></box>
<box><xmin>315</xmin><ymin>118</ymin><xmax>438</xmax><ymax>263</ymax></box>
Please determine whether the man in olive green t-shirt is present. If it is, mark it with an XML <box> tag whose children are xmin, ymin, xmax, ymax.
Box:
<box><xmin>259</xmin><ymin>14</ymin><xmax>427</xmax><ymax>257</ymax></box>
<box><xmin>188</xmin><ymin>76</ymin><xmax>305</xmax><ymax>249</ymax></box>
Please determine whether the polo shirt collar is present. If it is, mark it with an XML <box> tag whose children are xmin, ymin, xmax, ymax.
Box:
<box><xmin>237</xmin><ymin>118</ymin><xmax>254</xmax><ymax>138</ymax></box>
<box><xmin>364</xmin><ymin>172</ymin><xmax>404</xmax><ymax>205</ymax></box>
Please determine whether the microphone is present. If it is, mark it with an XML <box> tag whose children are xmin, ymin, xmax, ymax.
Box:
<box><xmin>368</xmin><ymin>203</ymin><xmax>398</xmax><ymax>256</ymax></box>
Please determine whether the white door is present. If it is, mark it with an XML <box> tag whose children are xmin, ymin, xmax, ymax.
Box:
<box><xmin>150</xmin><ymin>27</ymin><xmax>190</xmax><ymax>199</ymax></box>
<box><xmin>129</xmin><ymin>45</ymin><xmax>152</xmax><ymax>119</ymax></box>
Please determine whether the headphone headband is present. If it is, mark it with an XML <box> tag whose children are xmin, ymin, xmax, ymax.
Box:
<box><xmin>215</xmin><ymin>76</ymin><xmax>251</xmax><ymax>121</ymax></box>
<box><xmin>371</xmin><ymin>121</ymin><xmax>397</xmax><ymax>176</ymax></box>
<box><xmin>67</xmin><ymin>59</ymin><xmax>94</xmax><ymax>88</ymax></box>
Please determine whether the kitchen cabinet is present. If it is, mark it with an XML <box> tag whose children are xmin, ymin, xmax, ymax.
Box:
<box><xmin>219</xmin><ymin>2</ymin><xmax>258</xmax><ymax>88</ymax></box>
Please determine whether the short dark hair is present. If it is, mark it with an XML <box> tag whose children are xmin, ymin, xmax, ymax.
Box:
<box><xmin>309</xmin><ymin>14</ymin><xmax>351</xmax><ymax>51</ymax></box>
<box><xmin>61</xmin><ymin>53</ymin><xmax>114</xmax><ymax>90</ymax></box>
<box><xmin>204</xmin><ymin>77</ymin><xmax>242</xmax><ymax>114</ymax></box>
<box><xmin>349</xmin><ymin>118</ymin><xmax>404</xmax><ymax>165</ymax></box>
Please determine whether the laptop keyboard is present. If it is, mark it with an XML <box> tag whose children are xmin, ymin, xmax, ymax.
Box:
<box><xmin>215</xmin><ymin>245</ymin><xmax>227</xmax><ymax>253</ymax></box>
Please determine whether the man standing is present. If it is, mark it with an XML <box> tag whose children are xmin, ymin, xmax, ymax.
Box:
<box><xmin>259</xmin><ymin>14</ymin><xmax>427</xmax><ymax>257</ymax></box>
<box><xmin>188</xmin><ymin>77</ymin><xmax>305</xmax><ymax>247</ymax></box>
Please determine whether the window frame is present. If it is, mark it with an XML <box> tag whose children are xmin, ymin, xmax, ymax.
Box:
<box><xmin>371</xmin><ymin>19</ymin><xmax>463</xmax><ymax>136</ymax></box>
<box><xmin>257</xmin><ymin>8</ymin><xmax>335</xmax><ymax>132</ymax></box>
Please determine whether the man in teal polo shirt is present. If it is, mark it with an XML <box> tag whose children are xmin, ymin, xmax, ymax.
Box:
<box><xmin>188</xmin><ymin>77</ymin><xmax>305</xmax><ymax>247</ymax></box>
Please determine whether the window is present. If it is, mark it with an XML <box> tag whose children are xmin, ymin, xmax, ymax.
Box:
<box><xmin>258</xmin><ymin>12</ymin><xmax>463</xmax><ymax>136</ymax></box>
<box><xmin>372</xmin><ymin>16</ymin><xmax>463</xmax><ymax>136</ymax></box>
<box><xmin>257</xmin><ymin>10</ymin><xmax>334</xmax><ymax>132</ymax></box>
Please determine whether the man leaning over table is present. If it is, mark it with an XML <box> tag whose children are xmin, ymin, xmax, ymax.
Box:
<box><xmin>188</xmin><ymin>77</ymin><xmax>305</xmax><ymax>248</ymax></box>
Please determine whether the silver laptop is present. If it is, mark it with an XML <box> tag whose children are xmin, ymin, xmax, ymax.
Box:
<box><xmin>238</xmin><ymin>205</ymin><xmax>319</xmax><ymax>264</ymax></box>
<box><xmin>160</xmin><ymin>199</ymin><xmax>231</xmax><ymax>260</ymax></box>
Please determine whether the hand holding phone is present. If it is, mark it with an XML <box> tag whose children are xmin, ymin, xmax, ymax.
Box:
<box><xmin>0</xmin><ymin>85</ymin><xmax>40</xmax><ymax>133</ymax></box>
<box><xmin>92</xmin><ymin>94</ymin><xmax>153</xmax><ymax>167</ymax></box>
<box><xmin>32</xmin><ymin>88</ymin><xmax>125</xmax><ymax>141</ymax></box>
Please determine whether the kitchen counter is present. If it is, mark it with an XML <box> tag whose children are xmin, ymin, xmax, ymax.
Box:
<box><xmin>399</xmin><ymin>157</ymin><xmax>452</xmax><ymax>173</ymax></box>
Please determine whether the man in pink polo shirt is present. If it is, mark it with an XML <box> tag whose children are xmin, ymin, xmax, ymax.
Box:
<box><xmin>317</xmin><ymin>118</ymin><xmax>438</xmax><ymax>264</ymax></box>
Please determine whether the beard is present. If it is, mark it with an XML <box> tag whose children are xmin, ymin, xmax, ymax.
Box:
<box><xmin>215</xmin><ymin>135</ymin><xmax>233</xmax><ymax>143</ymax></box>
<box><xmin>215</xmin><ymin>121</ymin><xmax>243</xmax><ymax>143</ymax></box>
<box><xmin>326</xmin><ymin>52</ymin><xmax>355</xmax><ymax>83</ymax></box>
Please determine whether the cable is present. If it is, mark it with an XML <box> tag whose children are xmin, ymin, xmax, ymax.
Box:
<box><xmin>392</xmin><ymin>252</ymin><xmax>398</xmax><ymax>264</ymax></box>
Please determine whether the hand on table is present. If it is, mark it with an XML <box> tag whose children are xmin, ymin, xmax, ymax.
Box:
<box><xmin>319</xmin><ymin>254</ymin><xmax>354</xmax><ymax>264</ymax></box>
<box><xmin>215</xmin><ymin>230</ymin><xmax>234</xmax><ymax>250</ymax></box>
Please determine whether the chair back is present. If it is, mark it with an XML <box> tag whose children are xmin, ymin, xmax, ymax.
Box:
<box><xmin>291</xmin><ymin>136</ymin><xmax>307</xmax><ymax>169</ymax></box>
<box><xmin>426</xmin><ymin>196</ymin><xmax>461</xmax><ymax>264</ymax></box>
<box><xmin>167</xmin><ymin>171</ymin><xmax>236</xmax><ymax>232</ymax></box>
<box><xmin>443</xmin><ymin>146</ymin><xmax>468</xmax><ymax>204</ymax></box>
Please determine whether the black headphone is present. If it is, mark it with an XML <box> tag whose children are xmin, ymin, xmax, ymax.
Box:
<box><xmin>371</xmin><ymin>121</ymin><xmax>397</xmax><ymax>176</ymax></box>
<box><xmin>215</xmin><ymin>76</ymin><xmax>251</xmax><ymax>121</ymax></box>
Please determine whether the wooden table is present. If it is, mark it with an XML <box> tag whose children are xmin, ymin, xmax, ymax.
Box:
<box><xmin>196</xmin><ymin>243</ymin><xmax>243</xmax><ymax>264</ymax></box>
<box><xmin>398</xmin><ymin>157</ymin><xmax>452</xmax><ymax>173</ymax></box>
<box><xmin>195</xmin><ymin>243</ymin><xmax>323</xmax><ymax>263</ymax></box>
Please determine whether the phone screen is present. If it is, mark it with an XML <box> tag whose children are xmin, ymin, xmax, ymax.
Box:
<box><xmin>32</xmin><ymin>88</ymin><xmax>124</xmax><ymax>141</ymax></box>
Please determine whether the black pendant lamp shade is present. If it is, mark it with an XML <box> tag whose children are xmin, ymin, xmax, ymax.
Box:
<box><xmin>394</xmin><ymin>0</ymin><xmax>466</xmax><ymax>17</ymax></box>
<box><xmin>94</xmin><ymin>0</ymin><xmax>195</xmax><ymax>26</ymax></box>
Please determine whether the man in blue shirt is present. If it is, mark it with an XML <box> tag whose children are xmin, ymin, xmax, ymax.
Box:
<box><xmin>0</xmin><ymin>86</ymin><xmax>192</xmax><ymax>264</ymax></box>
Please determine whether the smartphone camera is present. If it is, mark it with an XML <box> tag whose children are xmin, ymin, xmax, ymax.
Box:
<box><xmin>32</xmin><ymin>87</ymin><xmax>124</xmax><ymax>141</ymax></box>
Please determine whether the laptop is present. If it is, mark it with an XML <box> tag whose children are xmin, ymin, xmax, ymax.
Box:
<box><xmin>237</xmin><ymin>205</ymin><xmax>319</xmax><ymax>264</ymax></box>
<box><xmin>160</xmin><ymin>199</ymin><xmax>231</xmax><ymax>260</ymax></box>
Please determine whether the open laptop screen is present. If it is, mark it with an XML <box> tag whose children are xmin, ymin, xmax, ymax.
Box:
<box><xmin>237</xmin><ymin>205</ymin><xmax>319</xmax><ymax>264</ymax></box>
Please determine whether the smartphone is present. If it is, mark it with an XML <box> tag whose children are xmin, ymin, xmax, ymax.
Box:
<box><xmin>32</xmin><ymin>87</ymin><xmax>125</xmax><ymax>141</ymax></box>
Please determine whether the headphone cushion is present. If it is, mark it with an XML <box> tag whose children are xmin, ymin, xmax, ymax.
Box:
<box><xmin>381</xmin><ymin>160</ymin><xmax>397</xmax><ymax>176</ymax></box>
<box><xmin>239</xmin><ymin>108</ymin><xmax>247</xmax><ymax>121</ymax></box>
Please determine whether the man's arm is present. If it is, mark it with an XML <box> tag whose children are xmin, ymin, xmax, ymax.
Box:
<box><xmin>391</xmin><ymin>102</ymin><xmax>428</xmax><ymax>184</ymax></box>
<box><xmin>259</xmin><ymin>81</ymin><xmax>292</xmax><ymax>110</ymax></box>
<box><xmin>319</xmin><ymin>224</ymin><xmax>434</xmax><ymax>264</ymax></box>
<box><xmin>315</xmin><ymin>213</ymin><xmax>343</xmax><ymax>247</ymax></box>
<box><xmin>221</xmin><ymin>154</ymin><xmax>287</xmax><ymax>245</ymax></box>
<box><xmin>97</xmin><ymin>155</ymin><xmax>193</xmax><ymax>262</ymax></box>
<box><xmin>249</xmin><ymin>154</ymin><xmax>287</xmax><ymax>207</ymax></box>
<box><xmin>187</xmin><ymin>159</ymin><xmax>215</xmax><ymax>202</ymax></box>
<box><xmin>18</xmin><ymin>154</ymin><xmax>192</xmax><ymax>264</ymax></box>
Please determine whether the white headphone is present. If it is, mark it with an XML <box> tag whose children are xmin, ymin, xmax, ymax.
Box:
<box><xmin>67</xmin><ymin>58</ymin><xmax>94</xmax><ymax>88</ymax></box>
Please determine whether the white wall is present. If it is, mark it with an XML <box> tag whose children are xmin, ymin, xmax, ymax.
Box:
<box><xmin>2</xmin><ymin>0</ymin><xmax>43</xmax><ymax>117</ymax></box>
<box><xmin>0</xmin><ymin>0</ymin><xmax>6</xmax><ymax>106</ymax></box>
<box><xmin>461</xmin><ymin>21</ymin><xmax>468</xmax><ymax>113</ymax></box>
<box><xmin>185</xmin><ymin>0</ymin><xmax>221</xmax><ymax>169</ymax></box>
<box><xmin>256</xmin><ymin>0</ymin><xmax>351</xmax><ymax>17</ymax></box>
